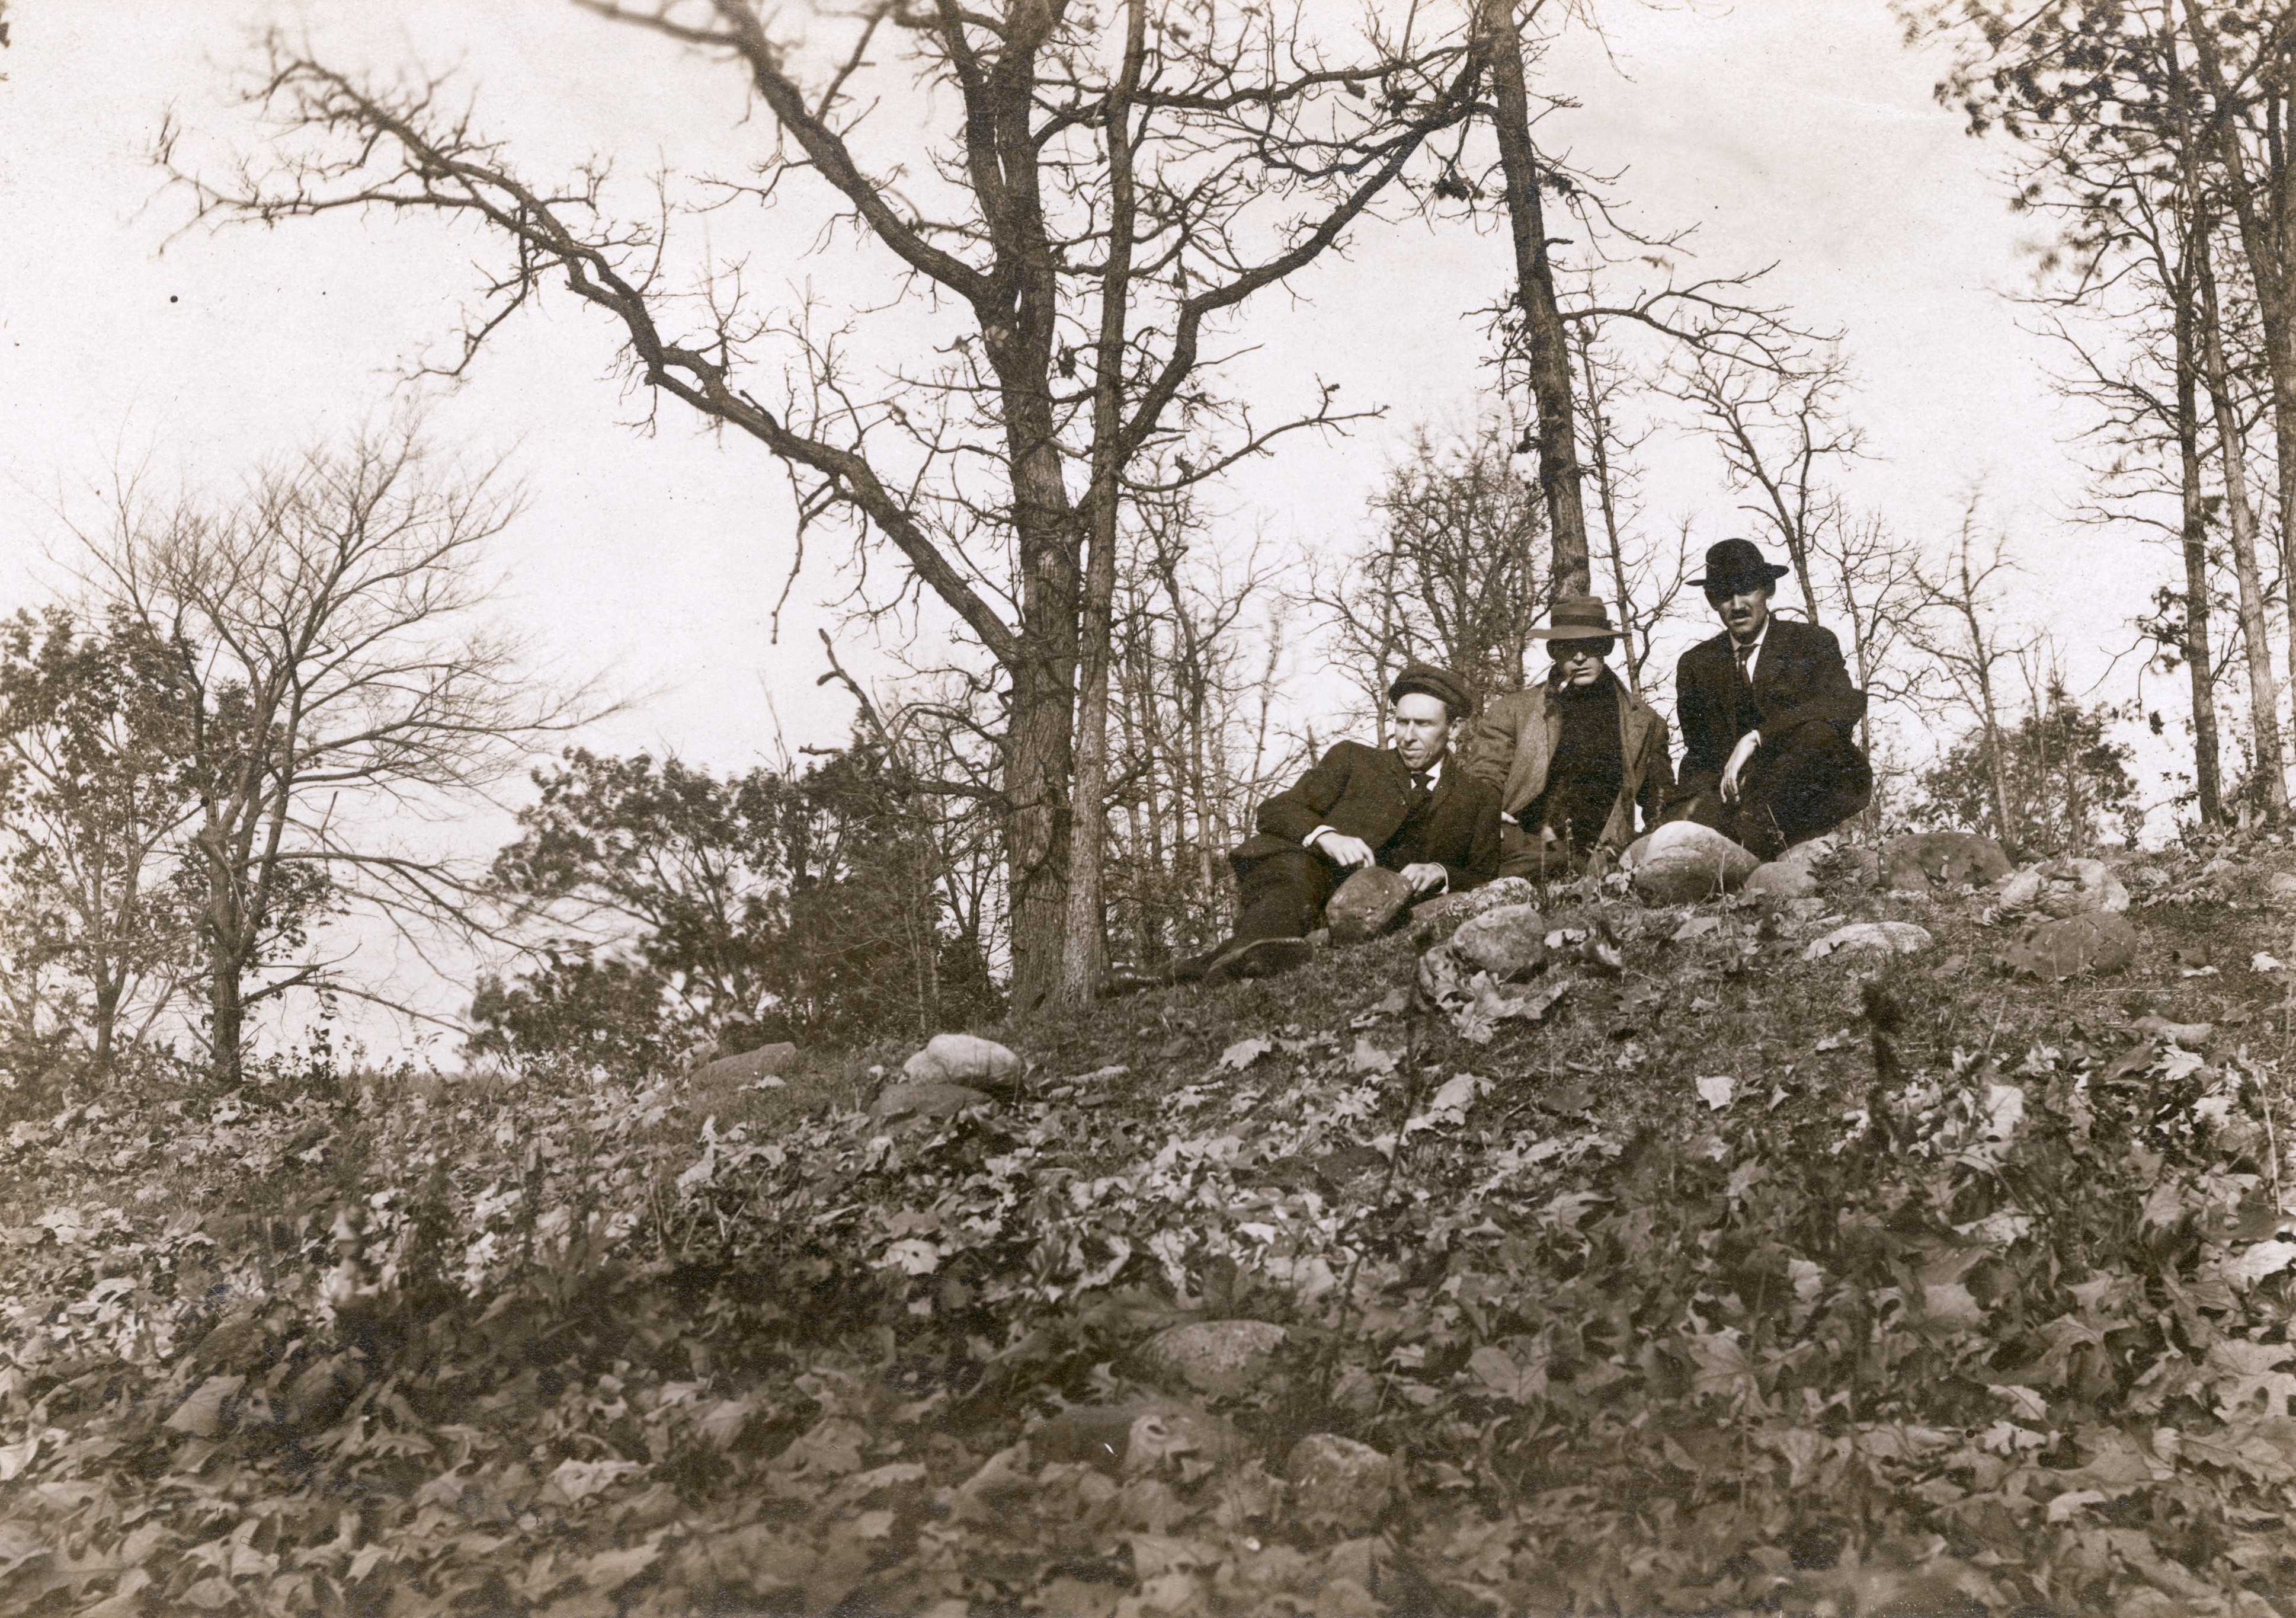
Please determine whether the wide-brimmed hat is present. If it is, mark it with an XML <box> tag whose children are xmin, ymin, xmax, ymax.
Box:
<box><xmin>1526</xmin><ymin>593</ymin><xmax>1622</xmax><ymax>641</ymax></box>
<box><xmin>1388</xmin><ymin>661</ymin><xmax>1472</xmax><ymax>718</ymax></box>
<box><xmin>1690</xmin><ymin>538</ymin><xmax>1792</xmax><ymax>592</ymax></box>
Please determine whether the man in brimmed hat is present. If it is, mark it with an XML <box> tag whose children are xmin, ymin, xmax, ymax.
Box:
<box><xmin>1142</xmin><ymin>661</ymin><xmax>1501</xmax><ymax>987</ymax></box>
<box><xmin>1464</xmin><ymin>594</ymin><xmax>1673</xmax><ymax>878</ymax></box>
<box><xmin>1673</xmin><ymin>538</ymin><xmax>1871</xmax><ymax>859</ymax></box>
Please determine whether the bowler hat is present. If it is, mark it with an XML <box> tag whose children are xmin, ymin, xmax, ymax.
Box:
<box><xmin>1690</xmin><ymin>538</ymin><xmax>1791</xmax><ymax>592</ymax></box>
<box><xmin>1388</xmin><ymin>661</ymin><xmax>1472</xmax><ymax>718</ymax></box>
<box><xmin>1526</xmin><ymin>593</ymin><xmax>1622</xmax><ymax>641</ymax></box>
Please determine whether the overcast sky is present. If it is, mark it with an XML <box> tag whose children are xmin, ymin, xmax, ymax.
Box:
<box><xmin>0</xmin><ymin>1</ymin><xmax>2160</xmax><ymax>1048</ymax></box>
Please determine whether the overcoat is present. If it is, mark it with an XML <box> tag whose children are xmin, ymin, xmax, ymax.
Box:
<box><xmin>1232</xmin><ymin>741</ymin><xmax>1501</xmax><ymax>893</ymax></box>
<box><xmin>1463</xmin><ymin>676</ymin><xmax>1674</xmax><ymax>856</ymax></box>
<box><xmin>1676</xmin><ymin>618</ymin><xmax>1871</xmax><ymax>800</ymax></box>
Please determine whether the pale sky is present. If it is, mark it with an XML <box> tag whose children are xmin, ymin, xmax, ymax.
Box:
<box><xmin>0</xmin><ymin>1</ymin><xmax>2160</xmax><ymax>1051</ymax></box>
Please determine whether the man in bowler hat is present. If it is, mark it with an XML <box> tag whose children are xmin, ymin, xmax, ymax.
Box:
<box><xmin>1464</xmin><ymin>594</ymin><xmax>1673</xmax><ymax>878</ymax></box>
<box><xmin>1673</xmin><ymin>538</ymin><xmax>1871</xmax><ymax>859</ymax></box>
<box><xmin>1162</xmin><ymin>663</ymin><xmax>1502</xmax><ymax>986</ymax></box>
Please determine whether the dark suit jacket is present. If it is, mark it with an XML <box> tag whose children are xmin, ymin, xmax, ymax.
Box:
<box><xmin>1233</xmin><ymin>741</ymin><xmax>1501</xmax><ymax>892</ymax></box>
<box><xmin>1676</xmin><ymin>617</ymin><xmax>1869</xmax><ymax>795</ymax></box>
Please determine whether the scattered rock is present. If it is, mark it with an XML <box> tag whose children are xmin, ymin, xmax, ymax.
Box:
<box><xmin>1033</xmin><ymin>1399</ymin><xmax>1246</xmax><ymax>1475</ymax></box>
<box><xmin>903</xmin><ymin>1033</ymin><xmax>1021</xmax><ymax>1089</ymax></box>
<box><xmin>1994</xmin><ymin>858</ymin><xmax>2130</xmax><ymax>920</ymax></box>
<box><xmin>1997</xmin><ymin>910</ymin><xmax>2140</xmax><ymax>981</ymax></box>
<box><xmin>1408</xmin><ymin>877</ymin><xmax>1541</xmax><ymax>945</ymax></box>
<box><xmin>1324</xmin><ymin>866</ymin><xmax>1418</xmax><ymax>943</ymax></box>
<box><xmin>1621</xmin><ymin>823</ymin><xmax>1761</xmax><ymax>903</ymax></box>
<box><xmin>1134</xmin><ymin>1320</ymin><xmax>1289</xmax><ymax>1399</ymax></box>
<box><xmin>1839</xmin><ymin>848</ymin><xmax>1882</xmax><ymax>888</ymax></box>
<box><xmin>1773</xmin><ymin>833</ymin><xmax>1842</xmax><ymax>871</ymax></box>
<box><xmin>869</xmin><ymin>1083</ymin><xmax>992</xmax><ymax>1124</ymax></box>
<box><xmin>1804</xmin><ymin>922</ymin><xmax>1934</xmax><ymax>961</ymax></box>
<box><xmin>1285</xmin><ymin>1433</ymin><xmax>1399</xmax><ymax>1530</ymax></box>
<box><xmin>2267</xmin><ymin>871</ymin><xmax>2296</xmax><ymax>905</ymax></box>
<box><xmin>1743</xmin><ymin>860</ymin><xmax>1820</xmax><ymax>900</ymax></box>
<box><xmin>2131</xmin><ymin>1013</ymin><xmax>2212</xmax><ymax>1048</ymax></box>
<box><xmin>1884</xmin><ymin>832</ymin><xmax>2013</xmax><ymax>894</ymax></box>
<box><xmin>2122</xmin><ymin>864</ymin><xmax>2170</xmax><ymax>891</ymax></box>
<box><xmin>1450</xmin><ymin>903</ymin><xmax>1549</xmax><ymax>979</ymax></box>
<box><xmin>691</xmin><ymin>1041</ymin><xmax>798</xmax><ymax>1087</ymax></box>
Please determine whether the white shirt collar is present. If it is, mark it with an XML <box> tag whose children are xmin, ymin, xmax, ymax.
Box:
<box><xmin>1730</xmin><ymin>618</ymin><xmax>1770</xmax><ymax>667</ymax></box>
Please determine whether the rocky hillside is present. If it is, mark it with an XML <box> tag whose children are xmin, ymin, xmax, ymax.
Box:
<box><xmin>4</xmin><ymin>830</ymin><xmax>2295</xmax><ymax>1615</ymax></box>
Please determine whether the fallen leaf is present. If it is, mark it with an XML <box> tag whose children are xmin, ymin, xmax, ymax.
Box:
<box><xmin>1348</xmin><ymin>1038</ymin><xmax>1400</xmax><ymax>1075</ymax></box>
<box><xmin>1219</xmin><ymin>1038</ymin><xmax>1273</xmax><ymax>1072</ymax></box>
<box><xmin>2227</xmin><ymin>1240</ymin><xmax>2296</xmax><ymax>1289</ymax></box>
<box><xmin>1695</xmin><ymin>1075</ymin><xmax>1735</xmax><ymax>1111</ymax></box>
<box><xmin>2255</xmin><ymin>954</ymin><xmax>2285</xmax><ymax>973</ymax></box>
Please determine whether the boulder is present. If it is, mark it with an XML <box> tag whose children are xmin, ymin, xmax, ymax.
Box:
<box><xmin>1620</xmin><ymin>823</ymin><xmax>1761</xmax><ymax>903</ymax></box>
<box><xmin>690</xmin><ymin>1041</ymin><xmax>798</xmax><ymax>1087</ymax></box>
<box><xmin>1134</xmin><ymin>1320</ymin><xmax>1289</xmax><ymax>1399</ymax></box>
<box><xmin>1285</xmin><ymin>1433</ymin><xmax>1399</xmax><ymax>1530</ymax></box>
<box><xmin>2268</xmin><ymin>871</ymin><xmax>2296</xmax><ymax>906</ymax></box>
<box><xmin>902</xmin><ymin>1033</ymin><xmax>1021</xmax><ymax>1088</ymax></box>
<box><xmin>1804</xmin><ymin>922</ymin><xmax>1934</xmax><ymax>961</ymax></box>
<box><xmin>1774</xmin><ymin>832</ymin><xmax>1842</xmax><ymax>869</ymax></box>
<box><xmin>1839</xmin><ymin>847</ymin><xmax>1882</xmax><ymax>888</ymax></box>
<box><xmin>1999</xmin><ymin>911</ymin><xmax>2140</xmax><ymax>981</ymax></box>
<box><xmin>869</xmin><ymin>1083</ymin><xmax>991</xmax><ymax>1124</ymax></box>
<box><xmin>1743</xmin><ymin>860</ymin><xmax>1820</xmax><ymax>900</ymax></box>
<box><xmin>1324</xmin><ymin>866</ymin><xmax>1417</xmax><ymax>944</ymax></box>
<box><xmin>1884</xmin><ymin>832</ymin><xmax>2013</xmax><ymax>894</ymax></box>
<box><xmin>1994</xmin><ymin>858</ymin><xmax>2130</xmax><ymax>920</ymax></box>
<box><xmin>1408</xmin><ymin>877</ymin><xmax>1542</xmax><ymax>946</ymax></box>
<box><xmin>1450</xmin><ymin>903</ymin><xmax>1549</xmax><ymax>980</ymax></box>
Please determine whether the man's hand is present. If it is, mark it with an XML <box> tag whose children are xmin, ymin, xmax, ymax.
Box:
<box><xmin>1310</xmin><ymin>829</ymin><xmax>1377</xmax><ymax>869</ymax></box>
<box><xmin>1399</xmin><ymin>861</ymin><xmax>1448</xmax><ymax>896</ymax></box>
<box><xmin>1720</xmin><ymin>730</ymin><xmax>1763</xmax><ymax>804</ymax></box>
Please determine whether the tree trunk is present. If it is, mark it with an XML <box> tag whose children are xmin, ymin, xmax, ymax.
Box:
<box><xmin>2197</xmin><ymin>234</ymin><xmax>2291</xmax><ymax>816</ymax></box>
<box><xmin>2174</xmin><ymin>276</ymin><xmax>2227</xmax><ymax>823</ymax></box>
<box><xmin>1056</xmin><ymin>0</ymin><xmax>1147</xmax><ymax>1004</ymax></box>
<box><xmin>1477</xmin><ymin>0</ymin><xmax>1589</xmax><ymax>595</ymax></box>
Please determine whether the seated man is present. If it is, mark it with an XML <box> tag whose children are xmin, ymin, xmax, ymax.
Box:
<box><xmin>1673</xmin><ymin>539</ymin><xmax>1871</xmax><ymax>859</ymax></box>
<box><xmin>1175</xmin><ymin>663</ymin><xmax>1501</xmax><ymax>985</ymax></box>
<box><xmin>1463</xmin><ymin>594</ymin><xmax>1673</xmax><ymax>879</ymax></box>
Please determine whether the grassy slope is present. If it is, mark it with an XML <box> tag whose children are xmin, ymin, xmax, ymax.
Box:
<box><xmin>5</xmin><ymin>839</ymin><xmax>2296</xmax><ymax>1615</ymax></box>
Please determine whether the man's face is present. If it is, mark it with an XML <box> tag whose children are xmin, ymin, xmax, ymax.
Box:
<box><xmin>1550</xmin><ymin>639</ymin><xmax>1612</xmax><ymax>688</ymax></box>
<box><xmin>1707</xmin><ymin>580</ymin><xmax>1771</xmax><ymax>642</ymax></box>
<box><xmin>1393</xmin><ymin>692</ymin><xmax>1452</xmax><ymax>771</ymax></box>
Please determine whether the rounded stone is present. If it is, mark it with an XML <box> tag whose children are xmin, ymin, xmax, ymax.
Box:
<box><xmin>1285</xmin><ymin>1433</ymin><xmax>1399</xmax><ymax>1530</ymax></box>
<box><xmin>902</xmin><ymin>1033</ymin><xmax>1021</xmax><ymax>1087</ymax></box>
<box><xmin>1884</xmin><ymin>832</ymin><xmax>2013</xmax><ymax>894</ymax></box>
<box><xmin>1408</xmin><ymin>877</ymin><xmax>1542</xmax><ymax>945</ymax></box>
<box><xmin>1621</xmin><ymin>823</ymin><xmax>1761</xmax><ymax>903</ymax></box>
<box><xmin>869</xmin><ymin>1082</ymin><xmax>992</xmax><ymax>1122</ymax></box>
<box><xmin>1324</xmin><ymin>866</ymin><xmax>1418</xmax><ymax>943</ymax></box>
<box><xmin>1743</xmin><ymin>860</ymin><xmax>1820</xmax><ymax>900</ymax></box>
<box><xmin>1450</xmin><ymin>903</ymin><xmax>1549</xmax><ymax>979</ymax></box>
<box><xmin>1134</xmin><ymin>1320</ymin><xmax>1289</xmax><ymax>1399</ymax></box>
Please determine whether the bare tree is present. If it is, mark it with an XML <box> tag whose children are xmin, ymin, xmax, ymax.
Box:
<box><xmin>1571</xmin><ymin>322</ymin><xmax>1693</xmax><ymax>698</ymax></box>
<box><xmin>171</xmin><ymin>1</ymin><xmax>1488</xmax><ymax>1011</ymax></box>
<box><xmin>1905</xmin><ymin>501</ymin><xmax>2027</xmax><ymax>850</ymax></box>
<box><xmin>1672</xmin><ymin>344</ymin><xmax>1869</xmax><ymax>623</ymax></box>
<box><xmin>77</xmin><ymin>423</ymin><xmax>590</xmax><ymax>1085</ymax></box>
<box><xmin>1299</xmin><ymin>417</ymin><xmax>1548</xmax><ymax>725</ymax></box>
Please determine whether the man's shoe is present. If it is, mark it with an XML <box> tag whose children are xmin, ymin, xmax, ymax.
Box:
<box><xmin>1203</xmin><ymin>936</ymin><xmax>1313</xmax><ymax>985</ymax></box>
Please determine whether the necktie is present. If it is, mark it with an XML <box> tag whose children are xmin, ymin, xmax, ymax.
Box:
<box><xmin>1410</xmin><ymin>768</ymin><xmax>1433</xmax><ymax>805</ymax></box>
<box><xmin>1734</xmin><ymin>639</ymin><xmax>1756</xmax><ymax>688</ymax></box>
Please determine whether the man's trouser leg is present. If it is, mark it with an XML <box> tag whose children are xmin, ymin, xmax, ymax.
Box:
<box><xmin>1496</xmin><ymin>821</ymin><xmax>1584</xmax><ymax>881</ymax></box>
<box><xmin>1727</xmin><ymin>724</ymin><xmax>1871</xmax><ymax>859</ymax></box>
<box><xmin>1231</xmin><ymin>847</ymin><xmax>1343</xmax><ymax>944</ymax></box>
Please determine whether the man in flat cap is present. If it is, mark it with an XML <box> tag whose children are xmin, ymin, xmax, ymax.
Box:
<box><xmin>1161</xmin><ymin>663</ymin><xmax>1501</xmax><ymax>986</ymax></box>
<box><xmin>1464</xmin><ymin>594</ymin><xmax>1673</xmax><ymax>879</ymax></box>
<box><xmin>1673</xmin><ymin>538</ymin><xmax>1871</xmax><ymax>859</ymax></box>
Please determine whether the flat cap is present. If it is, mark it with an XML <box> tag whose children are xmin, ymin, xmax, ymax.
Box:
<box><xmin>1387</xmin><ymin>661</ymin><xmax>1472</xmax><ymax>718</ymax></box>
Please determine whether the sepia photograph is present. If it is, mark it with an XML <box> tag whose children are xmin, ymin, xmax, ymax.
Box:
<box><xmin>2</xmin><ymin>0</ymin><xmax>2294</xmax><ymax>1612</ymax></box>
